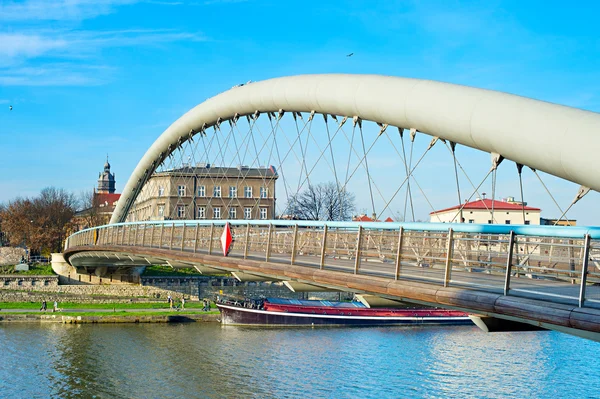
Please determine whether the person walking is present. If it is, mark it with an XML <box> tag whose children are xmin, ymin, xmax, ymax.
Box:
<box><xmin>53</xmin><ymin>300</ymin><xmax>58</xmax><ymax>312</ymax></box>
<box><xmin>40</xmin><ymin>300</ymin><xmax>47</xmax><ymax>312</ymax></box>
<box><xmin>181</xmin><ymin>296</ymin><xmax>185</xmax><ymax>310</ymax></box>
<box><xmin>168</xmin><ymin>295</ymin><xmax>173</xmax><ymax>310</ymax></box>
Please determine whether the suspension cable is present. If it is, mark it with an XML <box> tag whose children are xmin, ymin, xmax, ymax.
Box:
<box><xmin>449</xmin><ymin>169</ymin><xmax>493</xmax><ymax>223</ymax></box>
<box><xmin>516</xmin><ymin>164</ymin><xmax>526</xmax><ymax>224</ymax></box>
<box><xmin>358</xmin><ymin>119</ymin><xmax>376</xmax><ymax>219</ymax></box>
<box><xmin>404</xmin><ymin>131</ymin><xmax>416</xmax><ymax>221</ymax></box>
<box><xmin>450</xmin><ymin>142</ymin><xmax>463</xmax><ymax>223</ymax></box>
<box><xmin>531</xmin><ymin>169</ymin><xmax>573</xmax><ymax>226</ymax></box>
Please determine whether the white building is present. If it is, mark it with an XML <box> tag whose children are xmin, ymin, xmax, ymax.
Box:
<box><xmin>430</xmin><ymin>197</ymin><xmax>541</xmax><ymax>225</ymax></box>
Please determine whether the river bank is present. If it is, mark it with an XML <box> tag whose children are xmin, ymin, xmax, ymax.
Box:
<box><xmin>0</xmin><ymin>312</ymin><xmax>221</xmax><ymax>324</ymax></box>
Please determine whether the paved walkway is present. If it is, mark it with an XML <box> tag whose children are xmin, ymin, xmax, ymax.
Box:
<box><xmin>0</xmin><ymin>308</ymin><xmax>215</xmax><ymax>313</ymax></box>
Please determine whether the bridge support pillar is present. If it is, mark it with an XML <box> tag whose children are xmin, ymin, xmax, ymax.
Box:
<box><xmin>469</xmin><ymin>315</ymin><xmax>546</xmax><ymax>333</ymax></box>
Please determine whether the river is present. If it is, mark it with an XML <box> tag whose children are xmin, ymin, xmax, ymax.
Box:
<box><xmin>0</xmin><ymin>323</ymin><xmax>598</xmax><ymax>398</ymax></box>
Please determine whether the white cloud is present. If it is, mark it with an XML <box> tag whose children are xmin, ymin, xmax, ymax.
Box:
<box><xmin>0</xmin><ymin>0</ymin><xmax>139</xmax><ymax>22</ymax></box>
<box><xmin>0</xmin><ymin>28</ymin><xmax>207</xmax><ymax>85</ymax></box>
<box><xmin>0</xmin><ymin>64</ymin><xmax>111</xmax><ymax>86</ymax></box>
<box><xmin>0</xmin><ymin>33</ymin><xmax>69</xmax><ymax>60</ymax></box>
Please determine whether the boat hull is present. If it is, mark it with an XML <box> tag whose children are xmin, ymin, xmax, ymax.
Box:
<box><xmin>217</xmin><ymin>304</ymin><xmax>473</xmax><ymax>327</ymax></box>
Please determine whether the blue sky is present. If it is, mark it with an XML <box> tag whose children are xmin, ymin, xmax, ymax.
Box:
<box><xmin>1</xmin><ymin>0</ymin><xmax>600</xmax><ymax>223</ymax></box>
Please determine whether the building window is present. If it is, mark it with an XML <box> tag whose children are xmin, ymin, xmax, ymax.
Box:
<box><xmin>244</xmin><ymin>207</ymin><xmax>252</xmax><ymax>219</ymax></box>
<box><xmin>244</xmin><ymin>186</ymin><xmax>252</xmax><ymax>198</ymax></box>
<box><xmin>229</xmin><ymin>186</ymin><xmax>237</xmax><ymax>198</ymax></box>
<box><xmin>158</xmin><ymin>205</ymin><xmax>165</xmax><ymax>217</ymax></box>
<box><xmin>158</xmin><ymin>186</ymin><xmax>164</xmax><ymax>197</ymax></box>
<box><xmin>213</xmin><ymin>207</ymin><xmax>221</xmax><ymax>219</ymax></box>
<box><xmin>260</xmin><ymin>208</ymin><xmax>267</xmax><ymax>220</ymax></box>
<box><xmin>260</xmin><ymin>187</ymin><xmax>268</xmax><ymax>199</ymax></box>
<box><xmin>505</xmin><ymin>220</ymin><xmax>511</xmax><ymax>225</ymax></box>
<box><xmin>229</xmin><ymin>207</ymin><xmax>237</xmax><ymax>219</ymax></box>
<box><xmin>177</xmin><ymin>205</ymin><xmax>185</xmax><ymax>218</ymax></box>
<box><xmin>214</xmin><ymin>186</ymin><xmax>221</xmax><ymax>198</ymax></box>
<box><xmin>198</xmin><ymin>186</ymin><xmax>205</xmax><ymax>197</ymax></box>
<box><xmin>524</xmin><ymin>220</ymin><xmax>530</xmax><ymax>225</ymax></box>
<box><xmin>468</xmin><ymin>219</ymin><xmax>474</xmax><ymax>223</ymax></box>
<box><xmin>177</xmin><ymin>185</ymin><xmax>186</xmax><ymax>196</ymax></box>
<box><xmin>197</xmin><ymin>207</ymin><xmax>206</xmax><ymax>219</ymax></box>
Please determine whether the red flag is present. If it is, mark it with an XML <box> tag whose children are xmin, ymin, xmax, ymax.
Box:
<box><xmin>220</xmin><ymin>222</ymin><xmax>232</xmax><ymax>256</ymax></box>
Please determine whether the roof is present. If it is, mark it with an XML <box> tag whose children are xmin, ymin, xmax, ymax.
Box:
<box><xmin>351</xmin><ymin>215</ymin><xmax>395</xmax><ymax>222</ymax></box>
<box><xmin>156</xmin><ymin>165</ymin><xmax>278</xmax><ymax>179</ymax></box>
<box><xmin>430</xmin><ymin>198</ymin><xmax>540</xmax><ymax>215</ymax></box>
<box><xmin>95</xmin><ymin>193</ymin><xmax>121</xmax><ymax>206</ymax></box>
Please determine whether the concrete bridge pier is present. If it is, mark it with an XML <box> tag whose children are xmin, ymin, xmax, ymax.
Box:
<box><xmin>469</xmin><ymin>315</ymin><xmax>546</xmax><ymax>333</ymax></box>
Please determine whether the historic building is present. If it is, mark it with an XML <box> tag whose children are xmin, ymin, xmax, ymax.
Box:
<box><xmin>429</xmin><ymin>196</ymin><xmax>541</xmax><ymax>225</ymax></box>
<box><xmin>97</xmin><ymin>157</ymin><xmax>116</xmax><ymax>194</ymax></box>
<box><xmin>72</xmin><ymin>158</ymin><xmax>121</xmax><ymax>230</ymax></box>
<box><xmin>129</xmin><ymin>164</ymin><xmax>278</xmax><ymax>221</ymax></box>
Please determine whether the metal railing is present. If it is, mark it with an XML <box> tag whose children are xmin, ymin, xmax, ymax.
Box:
<box><xmin>66</xmin><ymin>220</ymin><xmax>600</xmax><ymax>309</ymax></box>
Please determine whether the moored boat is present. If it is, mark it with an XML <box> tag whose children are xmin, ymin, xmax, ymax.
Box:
<box><xmin>216</xmin><ymin>297</ymin><xmax>473</xmax><ymax>327</ymax></box>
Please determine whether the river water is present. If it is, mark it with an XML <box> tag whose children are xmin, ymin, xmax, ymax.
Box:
<box><xmin>1</xmin><ymin>323</ymin><xmax>598</xmax><ymax>399</ymax></box>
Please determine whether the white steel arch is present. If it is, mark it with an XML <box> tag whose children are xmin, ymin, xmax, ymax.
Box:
<box><xmin>111</xmin><ymin>74</ymin><xmax>600</xmax><ymax>223</ymax></box>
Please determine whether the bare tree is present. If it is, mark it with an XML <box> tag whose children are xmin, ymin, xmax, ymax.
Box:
<box><xmin>286</xmin><ymin>182</ymin><xmax>355</xmax><ymax>221</ymax></box>
<box><xmin>77</xmin><ymin>189</ymin><xmax>106</xmax><ymax>228</ymax></box>
<box><xmin>0</xmin><ymin>187</ymin><xmax>77</xmax><ymax>254</ymax></box>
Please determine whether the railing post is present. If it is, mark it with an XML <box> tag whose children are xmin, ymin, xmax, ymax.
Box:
<box><xmin>291</xmin><ymin>224</ymin><xmax>299</xmax><ymax>265</ymax></box>
<box><xmin>266</xmin><ymin>224</ymin><xmax>273</xmax><ymax>261</ymax></box>
<box><xmin>181</xmin><ymin>223</ymin><xmax>187</xmax><ymax>251</ymax></box>
<box><xmin>208</xmin><ymin>223</ymin><xmax>215</xmax><ymax>255</ymax></box>
<box><xmin>579</xmin><ymin>234</ymin><xmax>591</xmax><ymax>307</ymax></box>
<box><xmin>169</xmin><ymin>222</ymin><xmax>175</xmax><ymax>250</ymax></box>
<box><xmin>149</xmin><ymin>224</ymin><xmax>155</xmax><ymax>247</ymax></box>
<box><xmin>128</xmin><ymin>224</ymin><xmax>134</xmax><ymax>246</ymax></box>
<box><xmin>354</xmin><ymin>226</ymin><xmax>363</xmax><ymax>274</ymax></box>
<box><xmin>141</xmin><ymin>224</ymin><xmax>146</xmax><ymax>247</ymax></box>
<box><xmin>320</xmin><ymin>225</ymin><xmax>328</xmax><ymax>270</ymax></box>
<box><xmin>135</xmin><ymin>224</ymin><xmax>140</xmax><ymax>246</ymax></box>
<box><xmin>244</xmin><ymin>223</ymin><xmax>251</xmax><ymax>259</ymax></box>
<box><xmin>394</xmin><ymin>227</ymin><xmax>404</xmax><ymax>280</ymax></box>
<box><xmin>193</xmin><ymin>224</ymin><xmax>200</xmax><ymax>253</ymax></box>
<box><xmin>159</xmin><ymin>223</ymin><xmax>165</xmax><ymax>249</ymax></box>
<box><xmin>504</xmin><ymin>231</ymin><xmax>516</xmax><ymax>296</ymax></box>
<box><xmin>443</xmin><ymin>228</ymin><xmax>454</xmax><ymax>287</ymax></box>
<box><xmin>120</xmin><ymin>226</ymin><xmax>125</xmax><ymax>245</ymax></box>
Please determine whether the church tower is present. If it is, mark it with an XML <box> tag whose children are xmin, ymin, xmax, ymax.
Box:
<box><xmin>97</xmin><ymin>157</ymin><xmax>116</xmax><ymax>194</ymax></box>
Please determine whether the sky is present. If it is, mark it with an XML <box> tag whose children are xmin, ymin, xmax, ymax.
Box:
<box><xmin>1</xmin><ymin>0</ymin><xmax>600</xmax><ymax>224</ymax></box>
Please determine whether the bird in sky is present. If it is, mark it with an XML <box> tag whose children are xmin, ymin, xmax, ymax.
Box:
<box><xmin>9</xmin><ymin>105</ymin><xmax>12</xmax><ymax>110</ymax></box>
<box><xmin>346</xmin><ymin>53</ymin><xmax>354</xmax><ymax>57</ymax></box>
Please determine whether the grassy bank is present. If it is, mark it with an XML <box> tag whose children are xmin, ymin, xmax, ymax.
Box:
<box><xmin>0</xmin><ymin>312</ymin><xmax>221</xmax><ymax>324</ymax></box>
<box><xmin>1</xmin><ymin>310</ymin><xmax>219</xmax><ymax>317</ymax></box>
<box><xmin>0</xmin><ymin>264</ymin><xmax>55</xmax><ymax>275</ymax></box>
<box><xmin>0</xmin><ymin>301</ymin><xmax>216</xmax><ymax>310</ymax></box>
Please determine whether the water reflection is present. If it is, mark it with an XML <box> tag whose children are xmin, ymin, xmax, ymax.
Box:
<box><xmin>0</xmin><ymin>323</ymin><xmax>599</xmax><ymax>399</ymax></box>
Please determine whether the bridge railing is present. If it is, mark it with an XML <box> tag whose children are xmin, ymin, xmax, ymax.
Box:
<box><xmin>65</xmin><ymin>220</ymin><xmax>600</xmax><ymax>309</ymax></box>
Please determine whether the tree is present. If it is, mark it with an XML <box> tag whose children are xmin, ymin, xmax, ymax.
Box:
<box><xmin>76</xmin><ymin>189</ymin><xmax>106</xmax><ymax>228</ymax></box>
<box><xmin>286</xmin><ymin>182</ymin><xmax>356</xmax><ymax>221</ymax></box>
<box><xmin>0</xmin><ymin>187</ymin><xmax>77</xmax><ymax>254</ymax></box>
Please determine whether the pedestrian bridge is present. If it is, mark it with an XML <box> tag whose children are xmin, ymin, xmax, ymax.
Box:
<box><xmin>64</xmin><ymin>220</ymin><xmax>600</xmax><ymax>341</ymax></box>
<box><xmin>64</xmin><ymin>73</ymin><xmax>600</xmax><ymax>340</ymax></box>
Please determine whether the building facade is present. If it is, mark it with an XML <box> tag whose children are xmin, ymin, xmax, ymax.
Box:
<box><xmin>129</xmin><ymin>164</ymin><xmax>278</xmax><ymax>221</ymax></box>
<box><xmin>430</xmin><ymin>196</ymin><xmax>541</xmax><ymax>225</ymax></box>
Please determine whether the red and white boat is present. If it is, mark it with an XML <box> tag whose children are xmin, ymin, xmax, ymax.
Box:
<box><xmin>216</xmin><ymin>297</ymin><xmax>473</xmax><ymax>327</ymax></box>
